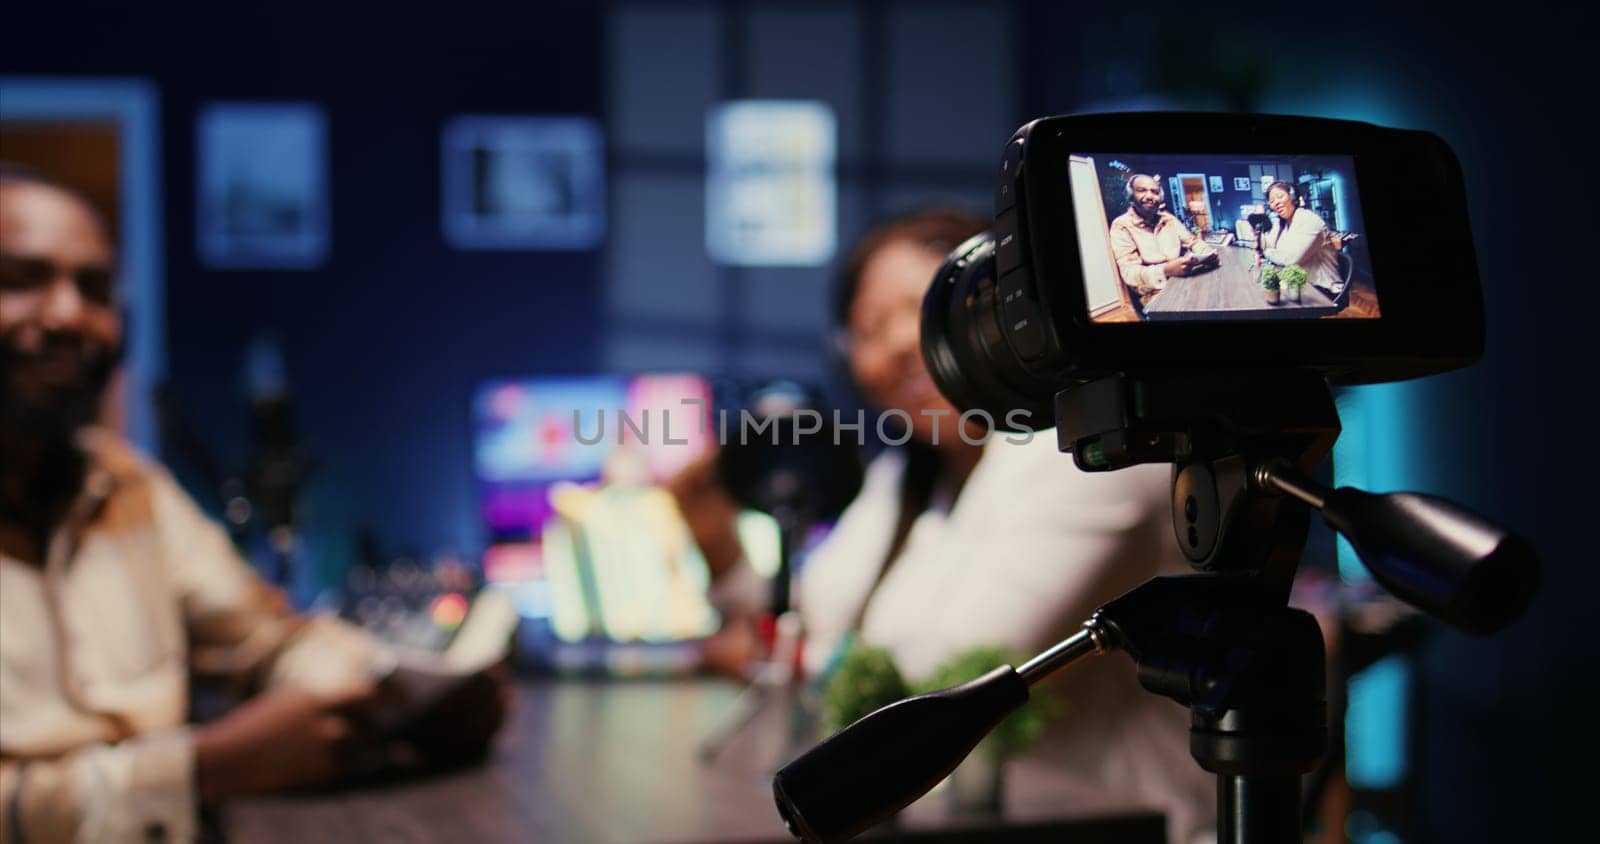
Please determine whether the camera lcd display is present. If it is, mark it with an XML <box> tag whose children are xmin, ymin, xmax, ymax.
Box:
<box><xmin>1069</xmin><ymin>153</ymin><xmax>1380</xmax><ymax>323</ymax></box>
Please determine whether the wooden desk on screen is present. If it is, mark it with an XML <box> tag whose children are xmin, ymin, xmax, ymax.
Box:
<box><xmin>222</xmin><ymin>679</ymin><xmax>1166</xmax><ymax>843</ymax></box>
<box><xmin>1143</xmin><ymin>246</ymin><xmax>1337</xmax><ymax>320</ymax></box>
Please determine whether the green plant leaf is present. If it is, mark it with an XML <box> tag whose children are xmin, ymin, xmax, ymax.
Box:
<box><xmin>819</xmin><ymin>643</ymin><xmax>910</xmax><ymax>737</ymax></box>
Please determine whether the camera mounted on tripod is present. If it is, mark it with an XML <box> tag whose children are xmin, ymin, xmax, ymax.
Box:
<box><xmin>773</xmin><ymin>113</ymin><xmax>1540</xmax><ymax>844</ymax></box>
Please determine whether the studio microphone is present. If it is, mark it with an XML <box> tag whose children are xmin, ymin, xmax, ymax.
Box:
<box><xmin>716</xmin><ymin>381</ymin><xmax>863</xmax><ymax>614</ymax></box>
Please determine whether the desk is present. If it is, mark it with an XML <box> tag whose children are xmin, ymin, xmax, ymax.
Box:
<box><xmin>223</xmin><ymin>679</ymin><xmax>1165</xmax><ymax>843</ymax></box>
<box><xmin>1143</xmin><ymin>246</ymin><xmax>1336</xmax><ymax>320</ymax></box>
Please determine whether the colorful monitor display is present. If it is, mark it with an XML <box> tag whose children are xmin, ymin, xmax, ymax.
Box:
<box><xmin>473</xmin><ymin>374</ymin><xmax>731</xmax><ymax>668</ymax></box>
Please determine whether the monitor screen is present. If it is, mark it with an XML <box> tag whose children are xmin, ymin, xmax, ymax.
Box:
<box><xmin>1068</xmin><ymin>153</ymin><xmax>1379</xmax><ymax>323</ymax></box>
<box><xmin>474</xmin><ymin>373</ymin><xmax>715</xmax><ymax>534</ymax></box>
<box><xmin>473</xmin><ymin>374</ymin><xmax>730</xmax><ymax>666</ymax></box>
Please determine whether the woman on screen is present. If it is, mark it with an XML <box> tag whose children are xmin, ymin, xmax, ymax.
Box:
<box><xmin>674</xmin><ymin>209</ymin><xmax>1215</xmax><ymax>844</ymax></box>
<box><xmin>1263</xmin><ymin>180</ymin><xmax>1343</xmax><ymax>292</ymax></box>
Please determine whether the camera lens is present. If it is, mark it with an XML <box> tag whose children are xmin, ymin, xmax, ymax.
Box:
<box><xmin>919</xmin><ymin>231</ymin><xmax>1059</xmax><ymax>432</ymax></box>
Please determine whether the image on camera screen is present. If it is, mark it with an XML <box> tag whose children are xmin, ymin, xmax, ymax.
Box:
<box><xmin>1069</xmin><ymin>153</ymin><xmax>1380</xmax><ymax>323</ymax></box>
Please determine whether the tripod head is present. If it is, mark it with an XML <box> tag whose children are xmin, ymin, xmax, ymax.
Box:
<box><xmin>772</xmin><ymin>371</ymin><xmax>1540</xmax><ymax>842</ymax></box>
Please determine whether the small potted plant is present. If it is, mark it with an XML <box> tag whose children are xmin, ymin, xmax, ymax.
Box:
<box><xmin>1259</xmin><ymin>265</ymin><xmax>1282</xmax><ymax>305</ymax></box>
<box><xmin>915</xmin><ymin>646</ymin><xmax>1058</xmax><ymax>815</ymax></box>
<box><xmin>1279</xmin><ymin>264</ymin><xmax>1308</xmax><ymax>304</ymax></box>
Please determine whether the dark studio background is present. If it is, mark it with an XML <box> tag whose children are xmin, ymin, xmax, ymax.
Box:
<box><xmin>3</xmin><ymin>2</ymin><xmax>1590</xmax><ymax>842</ymax></box>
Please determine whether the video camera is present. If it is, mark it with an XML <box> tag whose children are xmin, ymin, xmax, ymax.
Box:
<box><xmin>921</xmin><ymin>112</ymin><xmax>1485</xmax><ymax>433</ymax></box>
<box><xmin>773</xmin><ymin>114</ymin><xmax>1538</xmax><ymax>844</ymax></box>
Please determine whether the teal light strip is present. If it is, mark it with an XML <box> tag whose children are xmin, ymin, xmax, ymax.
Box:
<box><xmin>1333</xmin><ymin>383</ymin><xmax>1419</xmax><ymax>790</ymax></box>
<box><xmin>1346</xmin><ymin>656</ymin><xmax>1410</xmax><ymax>788</ymax></box>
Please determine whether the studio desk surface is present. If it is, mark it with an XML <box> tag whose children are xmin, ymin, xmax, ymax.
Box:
<box><xmin>1143</xmin><ymin>245</ymin><xmax>1338</xmax><ymax>319</ymax></box>
<box><xmin>224</xmin><ymin>678</ymin><xmax>1165</xmax><ymax>843</ymax></box>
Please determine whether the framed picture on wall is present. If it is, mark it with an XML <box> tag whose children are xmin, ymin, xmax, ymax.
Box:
<box><xmin>706</xmin><ymin>100</ymin><xmax>836</xmax><ymax>267</ymax></box>
<box><xmin>196</xmin><ymin>102</ymin><xmax>329</xmax><ymax>269</ymax></box>
<box><xmin>1233</xmin><ymin>176</ymin><xmax>1251</xmax><ymax>191</ymax></box>
<box><xmin>441</xmin><ymin>116</ymin><xmax>606</xmax><ymax>250</ymax></box>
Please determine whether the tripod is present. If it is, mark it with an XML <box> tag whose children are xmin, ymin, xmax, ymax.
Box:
<box><xmin>699</xmin><ymin>511</ymin><xmax>809</xmax><ymax>762</ymax></box>
<box><xmin>1059</xmin><ymin>370</ymin><xmax>1336</xmax><ymax>841</ymax></box>
<box><xmin>772</xmin><ymin>371</ymin><xmax>1538</xmax><ymax>843</ymax></box>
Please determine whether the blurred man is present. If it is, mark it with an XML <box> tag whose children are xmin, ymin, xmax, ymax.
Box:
<box><xmin>0</xmin><ymin>165</ymin><xmax>502</xmax><ymax>843</ymax></box>
<box><xmin>1110</xmin><ymin>174</ymin><xmax>1216</xmax><ymax>301</ymax></box>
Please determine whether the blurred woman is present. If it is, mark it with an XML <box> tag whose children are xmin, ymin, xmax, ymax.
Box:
<box><xmin>677</xmin><ymin>208</ymin><xmax>1214</xmax><ymax>843</ymax></box>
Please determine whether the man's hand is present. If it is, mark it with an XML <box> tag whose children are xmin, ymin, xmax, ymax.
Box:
<box><xmin>194</xmin><ymin>685</ymin><xmax>376</xmax><ymax>805</ymax></box>
<box><xmin>1187</xmin><ymin>251</ymin><xmax>1219</xmax><ymax>272</ymax></box>
<box><xmin>382</xmin><ymin>666</ymin><xmax>511</xmax><ymax>771</ymax></box>
<box><xmin>1162</xmin><ymin>256</ymin><xmax>1195</xmax><ymax>278</ymax></box>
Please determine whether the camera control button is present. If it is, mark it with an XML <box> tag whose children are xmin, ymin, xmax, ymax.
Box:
<box><xmin>995</xmin><ymin>209</ymin><xmax>1025</xmax><ymax>277</ymax></box>
<box><xmin>1003</xmin><ymin>300</ymin><xmax>1046</xmax><ymax>360</ymax></box>
<box><xmin>999</xmin><ymin>270</ymin><xmax>1046</xmax><ymax>361</ymax></box>
<box><xmin>998</xmin><ymin>266</ymin><xmax>1036</xmax><ymax>303</ymax></box>
<box><xmin>996</xmin><ymin>139</ymin><xmax>1024</xmax><ymax>211</ymax></box>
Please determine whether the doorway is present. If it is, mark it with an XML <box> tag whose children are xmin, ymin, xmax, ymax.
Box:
<box><xmin>1175</xmin><ymin>172</ymin><xmax>1211</xmax><ymax>235</ymax></box>
<box><xmin>0</xmin><ymin>77</ymin><xmax>164</xmax><ymax>453</ymax></box>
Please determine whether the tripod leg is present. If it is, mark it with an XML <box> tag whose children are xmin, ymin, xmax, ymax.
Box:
<box><xmin>699</xmin><ymin>681</ymin><xmax>770</xmax><ymax>761</ymax></box>
<box><xmin>700</xmin><ymin>612</ymin><xmax>806</xmax><ymax>761</ymax></box>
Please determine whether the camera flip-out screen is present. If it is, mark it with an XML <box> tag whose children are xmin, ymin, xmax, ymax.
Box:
<box><xmin>956</xmin><ymin>114</ymin><xmax>1482</xmax><ymax>387</ymax></box>
<box><xmin>1069</xmin><ymin>152</ymin><xmax>1379</xmax><ymax>323</ymax></box>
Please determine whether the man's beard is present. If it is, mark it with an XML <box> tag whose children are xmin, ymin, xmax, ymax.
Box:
<box><xmin>0</xmin><ymin>333</ymin><xmax>122</xmax><ymax>446</ymax></box>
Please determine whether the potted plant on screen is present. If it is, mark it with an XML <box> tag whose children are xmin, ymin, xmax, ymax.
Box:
<box><xmin>1279</xmin><ymin>264</ymin><xmax>1308</xmax><ymax>304</ymax></box>
<box><xmin>1260</xmin><ymin>265</ymin><xmax>1282</xmax><ymax>305</ymax></box>
<box><xmin>914</xmin><ymin>646</ymin><xmax>1059</xmax><ymax>815</ymax></box>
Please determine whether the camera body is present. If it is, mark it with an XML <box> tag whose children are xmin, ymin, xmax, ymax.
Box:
<box><xmin>923</xmin><ymin>113</ymin><xmax>1486</xmax><ymax>432</ymax></box>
